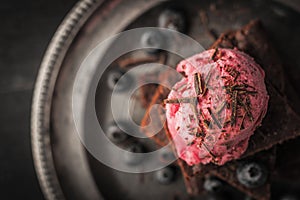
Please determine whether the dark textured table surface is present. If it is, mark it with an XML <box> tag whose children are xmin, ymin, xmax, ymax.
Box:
<box><xmin>1</xmin><ymin>1</ymin><xmax>300</xmax><ymax>200</ymax></box>
<box><xmin>0</xmin><ymin>0</ymin><xmax>77</xmax><ymax>199</ymax></box>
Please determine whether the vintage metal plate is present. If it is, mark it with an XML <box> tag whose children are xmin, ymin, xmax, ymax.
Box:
<box><xmin>31</xmin><ymin>0</ymin><xmax>300</xmax><ymax>199</ymax></box>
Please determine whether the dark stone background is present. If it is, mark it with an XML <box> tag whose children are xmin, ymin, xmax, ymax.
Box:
<box><xmin>0</xmin><ymin>0</ymin><xmax>77</xmax><ymax>199</ymax></box>
<box><xmin>1</xmin><ymin>0</ymin><xmax>299</xmax><ymax>199</ymax></box>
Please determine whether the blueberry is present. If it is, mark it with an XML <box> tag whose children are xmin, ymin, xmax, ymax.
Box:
<box><xmin>107</xmin><ymin>70</ymin><xmax>131</xmax><ymax>91</ymax></box>
<box><xmin>159</xmin><ymin>147</ymin><xmax>176</xmax><ymax>163</ymax></box>
<box><xmin>155</xmin><ymin>166</ymin><xmax>176</xmax><ymax>184</ymax></box>
<box><xmin>158</xmin><ymin>9</ymin><xmax>186</xmax><ymax>32</ymax></box>
<box><xmin>236</xmin><ymin>162</ymin><xmax>268</xmax><ymax>188</ymax></box>
<box><xmin>106</xmin><ymin>124</ymin><xmax>127</xmax><ymax>143</ymax></box>
<box><xmin>140</xmin><ymin>30</ymin><xmax>165</xmax><ymax>53</ymax></box>
<box><xmin>204</xmin><ymin>177</ymin><xmax>223</xmax><ymax>192</ymax></box>
<box><xmin>123</xmin><ymin>142</ymin><xmax>144</xmax><ymax>166</ymax></box>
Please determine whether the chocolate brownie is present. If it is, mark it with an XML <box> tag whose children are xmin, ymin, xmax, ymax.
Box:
<box><xmin>140</xmin><ymin>20</ymin><xmax>300</xmax><ymax>200</ymax></box>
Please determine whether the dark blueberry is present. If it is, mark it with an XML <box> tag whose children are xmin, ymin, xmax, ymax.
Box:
<box><xmin>159</xmin><ymin>148</ymin><xmax>176</xmax><ymax>163</ymax></box>
<box><xmin>204</xmin><ymin>177</ymin><xmax>223</xmax><ymax>192</ymax></box>
<box><xmin>107</xmin><ymin>70</ymin><xmax>131</xmax><ymax>91</ymax></box>
<box><xmin>140</xmin><ymin>30</ymin><xmax>165</xmax><ymax>53</ymax></box>
<box><xmin>158</xmin><ymin>9</ymin><xmax>186</xmax><ymax>32</ymax></box>
<box><xmin>236</xmin><ymin>162</ymin><xmax>268</xmax><ymax>188</ymax></box>
<box><xmin>123</xmin><ymin>142</ymin><xmax>144</xmax><ymax>166</ymax></box>
<box><xmin>106</xmin><ymin>124</ymin><xmax>127</xmax><ymax>143</ymax></box>
<box><xmin>155</xmin><ymin>166</ymin><xmax>176</xmax><ymax>184</ymax></box>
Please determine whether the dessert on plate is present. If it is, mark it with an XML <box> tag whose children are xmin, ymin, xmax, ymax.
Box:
<box><xmin>165</xmin><ymin>48</ymin><xmax>269</xmax><ymax>166</ymax></box>
<box><xmin>140</xmin><ymin>20</ymin><xmax>300</xmax><ymax>200</ymax></box>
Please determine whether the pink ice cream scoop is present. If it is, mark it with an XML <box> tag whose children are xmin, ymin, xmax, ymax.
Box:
<box><xmin>165</xmin><ymin>48</ymin><xmax>269</xmax><ymax>166</ymax></box>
